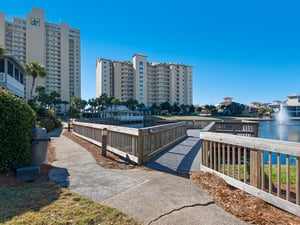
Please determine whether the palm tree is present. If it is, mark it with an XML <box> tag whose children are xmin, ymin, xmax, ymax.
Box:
<box><xmin>111</xmin><ymin>97</ymin><xmax>119</xmax><ymax>109</ymax></box>
<box><xmin>25</xmin><ymin>61</ymin><xmax>46</xmax><ymax>98</ymax></box>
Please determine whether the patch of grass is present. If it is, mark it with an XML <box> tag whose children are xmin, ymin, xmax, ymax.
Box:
<box><xmin>146</xmin><ymin>115</ymin><xmax>263</xmax><ymax>121</ymax></box>
<box><xmin>264</xmin><ymin>165</ymin><xmax>297</xmax><ymax>184</ymax></box>
<box><xmin>0</xmin><ymin>181</ymin><xmax>140</xmax><ymax>225</ymax></box>
<box><xmin>218</xmin><ymin>164</ymin><xmax>297</xmax><ymax>185</ymax></box>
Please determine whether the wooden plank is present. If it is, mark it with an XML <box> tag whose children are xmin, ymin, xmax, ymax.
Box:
<box><xmin>145</xmin><ymin>121</ymin><xmax>187</xmax><ymax>134</ymax></box>
<box><xmin>209</xmin><ymin>141</ymin><xmax>213</xmax><ymax>169</ymax></box>
<box><xmin>200</xmin><ymin>166</ymin><xmax>300</xmax><ymax>217</ymax></box>
<box><xmin>250</xmin><ymin>148</ymin><xmax>260</xmax><ymax>188</ymax></box>
<box><xmin>269</xmin><ymin>152</ymin><xmax>272</xmax><ymax>194</ymax></box>
<box><xmin>201</xmin><ymin>141</ymin><xmax>205</xmax><ymax>166</ymax></box>
<box><xmin>205</xmin><ymin>141</ymin><xmax>209</xmax><ymax>167</ymax></box>
<box><xmin>227</xmin><ymin>144</ymin><xmax>230</xmax><ymax>176</ymax></box>
<box><xmin>286</xmin><ymin>155</ymin><xmax>290</xmax><ymax>201</ymax></box>
<box><xmin>213</xmin><ymin>142</ymin><xmax>217</xmax><ymax>170</ymax></box>
<box><xmin>238</xmin><ymin>146</ymin><xmax>241</xmax><ymax>180</ymax></box>
<box><xmin>72</xmin><ymin>131</ymin><xmax>138</xmax><ymax>163</ymax></box>
<box><xmin>244</xmin><ymin>147</ymin><xmax>247</xmax><ymax>183</ymax></box>
<box><xmin>232</xmin><ymin>145</ymin><xmax>236</xmax><ymax>178</ymax></box>
<box><xmin>222</xmin><ymin>143</ymin><xmax>225</xmax><ymax>174</ymax></box>
<box><xmin>261</xmin><ymin>150</ymin><xmax>265</xmax><ymax>190</ymax></box>
<box><xmin>73</xmin><ymin>121</ymin><xmax>140</xmax><ymax>136</ymax></box>
<box><xmin>277</xmin><ymin>153</ymin><xmax>281</xmax><ymax>197</ymax></box>
<box><xmin>217</xmin><ymin>143</ymin><xmax>221</xmax><ymax>172</ymax></box>
<box><xmin>297</xmin><ymin>157</ymin><xmax>300</xmax><ymax>205</ymax></box>
<box><xmin>137</xmin><ymin>130</ymin><xmax>144</xmax><ymax>165</ymax></box>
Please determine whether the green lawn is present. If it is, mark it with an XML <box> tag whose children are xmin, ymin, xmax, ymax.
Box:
<box><xmin>145</xmin><ymin>114</ymin><xmax>264</xmax><ymax>121</ymax></box>
<box><xmin>0</xmin><ymin>181</ymin><xmax>140</xmax><ymax>225</ymax></box>
<box><xmin>264</xmin><ymin>165</ymin><xmax>297</xmax><ymax>184</ymax></box>
<box><xmin>219</xmin><ymin>164</ymin><xmax>297</xmax><ymax>185</ymax></box>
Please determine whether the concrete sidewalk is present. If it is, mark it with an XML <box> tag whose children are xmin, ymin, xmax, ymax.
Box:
<box><xmin>49</xmin><ymin>127</ymin><xmax>246</xmax><ymax>225</ymax></box>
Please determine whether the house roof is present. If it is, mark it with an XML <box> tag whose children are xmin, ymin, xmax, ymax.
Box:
<box><xmin>288</xmin><ymin>93</ymin><xmax>300</xmax><ymax>97</ymax></box>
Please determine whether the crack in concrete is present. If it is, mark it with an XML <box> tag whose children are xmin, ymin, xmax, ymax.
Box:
<box><xmin>147</xmin><ymin>201</ymin><xmax>215</xmax><ymax>225</ymax></box>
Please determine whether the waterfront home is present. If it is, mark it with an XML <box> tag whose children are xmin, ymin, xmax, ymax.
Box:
<box><xmin>285</xmin><ymin>93</ymin><xmax>300</xmax><ymax>117</ymax></box>
<box><xmin>99</xmin><ymin>105</ymin><xmax>144</xmax><ymax>123</ymax></box>
<box><xmin>0</xmin><ymin>54</ymin><xmax>25</xmax><ymax>98</ymax></box>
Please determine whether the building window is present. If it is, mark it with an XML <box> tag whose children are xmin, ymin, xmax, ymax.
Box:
<box><xmin>14</xmin><ymin>67</ymin><xmax>19</xmax><ymax>80</ymax></box>
<box><xmin>7</xmin><ymin>61</ymin><xmax>13</xmax><ymax>76</ymax></box>
<box><xmin>0</xmin><ymin>60</ymin><xmax>4</xmax><ymax>72</ymax></box>
<box><xmin>139</xmin><ymin>61</ymin><xmax>143</xmax><ymax>65</ymax></box>
<box><xmin>20</xmin><ymin>73</ymin><xmax>24</xmax><ymax>84</ymax></box>
<box><xmin>139</xmin><ymin>71</ymin><xmax>143</xmax><ymax>74</ymax></box>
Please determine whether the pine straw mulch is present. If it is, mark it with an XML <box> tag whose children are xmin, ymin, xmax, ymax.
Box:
<box><xmin>63</xmin><ymin>131</ymin><xmax>137</xmax><ymax>170</ymax></box>
<box><xmin>190</xmin><ymin>171</ymin><xmax>300</xmax><ymax>225</ymax></box>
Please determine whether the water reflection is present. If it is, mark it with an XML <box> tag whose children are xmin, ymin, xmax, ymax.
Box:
<box><xmin>259</xmin><ymin>120</ymin><xmax>300</xmax><ymax>165</ymax></box>
<box><xmin>259</xmin><ymin>120</ymin><xmax>300</xmax><ymax>142</ymax></box>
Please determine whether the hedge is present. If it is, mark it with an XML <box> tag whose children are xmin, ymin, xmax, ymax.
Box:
<box><xmin>0</xmin><ymin>89</ymin><xmax>36</xmax><ymax>172</ymax></box>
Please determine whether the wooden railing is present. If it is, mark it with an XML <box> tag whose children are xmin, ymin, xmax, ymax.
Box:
<box><xmin>200</xmin><ymin>130</ymin><xmax>300</xmax><ymax>217</ymax></box>
<box><xmin>186</xmin><ymin>120</ymin><xmax>213</xmax><ymax>129</ymax></box>
<box><xmin>202</xmin><ymin>120</ymin><xmax>259</xmax><ymax>137</ymax></box>
<box><xmin>72</xmin><ymin>121</ymin><xmax>187</xmax><ymax>165</ymax></box>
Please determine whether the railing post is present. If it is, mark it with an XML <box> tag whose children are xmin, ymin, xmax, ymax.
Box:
<box><xmin>250</xmin><ymin>148</ymin><xmax>260</xmax><ymax>188</ymax></box>
<box><xmin>296</xmin><ymin>157</ymin><xmax>300</xmax><ymax>205</ymax></box>
<box><xmin>137</xmin><ymin>130</ymin><xmax>144</xmax><ymax>166</ymax></box>
<box><xmin>68</xmin><ymin>120</ymin><xmax>71</xmax><ymax>132</ymax></box>
<box><xmin>254</xmin><ymin>123</ymin><xmax>259</xmax><ymax>137</ymax></box>
<box><xmin>101</xmin><ymin>128</ymin><xmax>108</xmax><ymax>157</ymax></box>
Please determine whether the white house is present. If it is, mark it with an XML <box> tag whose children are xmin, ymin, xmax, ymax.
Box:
<box><xmin>0</xmin><ymin>54</ymin><xmax>25</xmax><ymax>98</ymax></box>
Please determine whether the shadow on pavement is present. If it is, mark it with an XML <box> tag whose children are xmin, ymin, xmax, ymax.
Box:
<box><xmin>47</xmin><ymin>126</ymin><xmax>63</xmax><ymax>137</ymax></box>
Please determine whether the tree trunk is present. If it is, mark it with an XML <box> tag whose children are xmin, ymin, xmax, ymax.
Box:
<box><xmin>30</xmin><ymin>78</ymin><xmax>36</xmax><ymax>98</ymax></box>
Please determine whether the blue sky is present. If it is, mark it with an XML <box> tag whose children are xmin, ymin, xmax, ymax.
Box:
<box><xmin>2</xmin><ymin>0</ymin><xmax>300</xmax><ymax>105</ymax></box>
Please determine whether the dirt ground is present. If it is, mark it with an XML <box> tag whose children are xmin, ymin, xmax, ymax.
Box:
<box><xmin>1</xmin><ymin>130</ymin><xmax>300</xmax><ymax>224</ymax></box>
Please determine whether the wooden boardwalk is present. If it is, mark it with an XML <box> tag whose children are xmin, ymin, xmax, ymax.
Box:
<box><xmin>145</xmin><ymin>129</ymin><xmax>202</xmax><ymax>175</ymax></box>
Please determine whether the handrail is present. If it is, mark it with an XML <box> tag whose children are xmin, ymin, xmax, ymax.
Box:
<box><xmin>200</xmin><ymin>132</ymin><xmax>300</xmax><ymax>157</ymax></box>
<box><xmin>72</xmin><ymin>121</ymin><xmax>187</xmax><ymax>165</ymax></box>
<box><xmin>200</xmin><ymin>121</ymin><xmax>300</xmax><ymax>217</ymax></box>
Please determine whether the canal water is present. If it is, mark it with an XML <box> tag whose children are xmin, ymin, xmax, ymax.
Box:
<box><xmin>259</xmin><ymin>120</ymin><xmax>300</xmax><ymax>164</ymax></box>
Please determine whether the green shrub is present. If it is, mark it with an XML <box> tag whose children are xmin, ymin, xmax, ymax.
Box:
<box><xmin>54</xmin><ymin>118</ymin><xmax>62</xmax><ymax>128</ymax></box>
<box><xmin>38</xmin><ymin>119</ymin><xmax>54</xmax><ymax>132</ymax></box>
<box><xmin>38</xmin><ymin>118</ymin><xmax>61</xmax><ymax>132</ymax></box>
<box><xmin>36</xmin><ymin>106</ymin><xmax>50</xmax><ymax>118</ymax></box>
<box><xmin>0</xmin><ymin>89</ymin><xmax>36</xmax><ymax>172</ymax></box>
<box><xmin>49</xmin><ymin>109</ymin><xmax>56</xmax><ymax>119</ymax></box>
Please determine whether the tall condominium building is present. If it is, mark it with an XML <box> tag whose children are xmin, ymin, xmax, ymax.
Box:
<box><xmin>96</xmin><ymin>54</ymin><xmax>193</xmax><ymax>107</ymax></box>
<box><xmin>0</xmin><ymin>7</ymin><xmax>81</xmax><ymax>110</ymax></box>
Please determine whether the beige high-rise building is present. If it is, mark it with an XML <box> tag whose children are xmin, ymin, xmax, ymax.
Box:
<box><xmin>0</xmin><ymin>7</ymin><xmax>81</xmax><ymax>111</ymax></box>
<box><xmin>96</xmin><ymin>54</ymin><xmax>193</xmax><ymax>107</ymax></box>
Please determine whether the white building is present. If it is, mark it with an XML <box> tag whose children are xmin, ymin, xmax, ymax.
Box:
<box><xmin>96</xmin><ymin>54</ymin><xmax>193</xmax><ymax>107</ymax></box>
<box><xmin>99</xmin><ymin>105</ymin><xmax>143</xmax><ymax>122</ymax></box>
<box><xmin>285</xmin><ymin>93</ymin><xmax>300</xmax><ymax>117</ymax></box>
<box><xmin>0</xmin><ymin>7</ymin><xmax>81</xmax><ymax>111</ymax></box>
<box><xmin>0</xmin><ymin>54</ymin><xmax>25</xmax><ymax>98</ymax></box>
